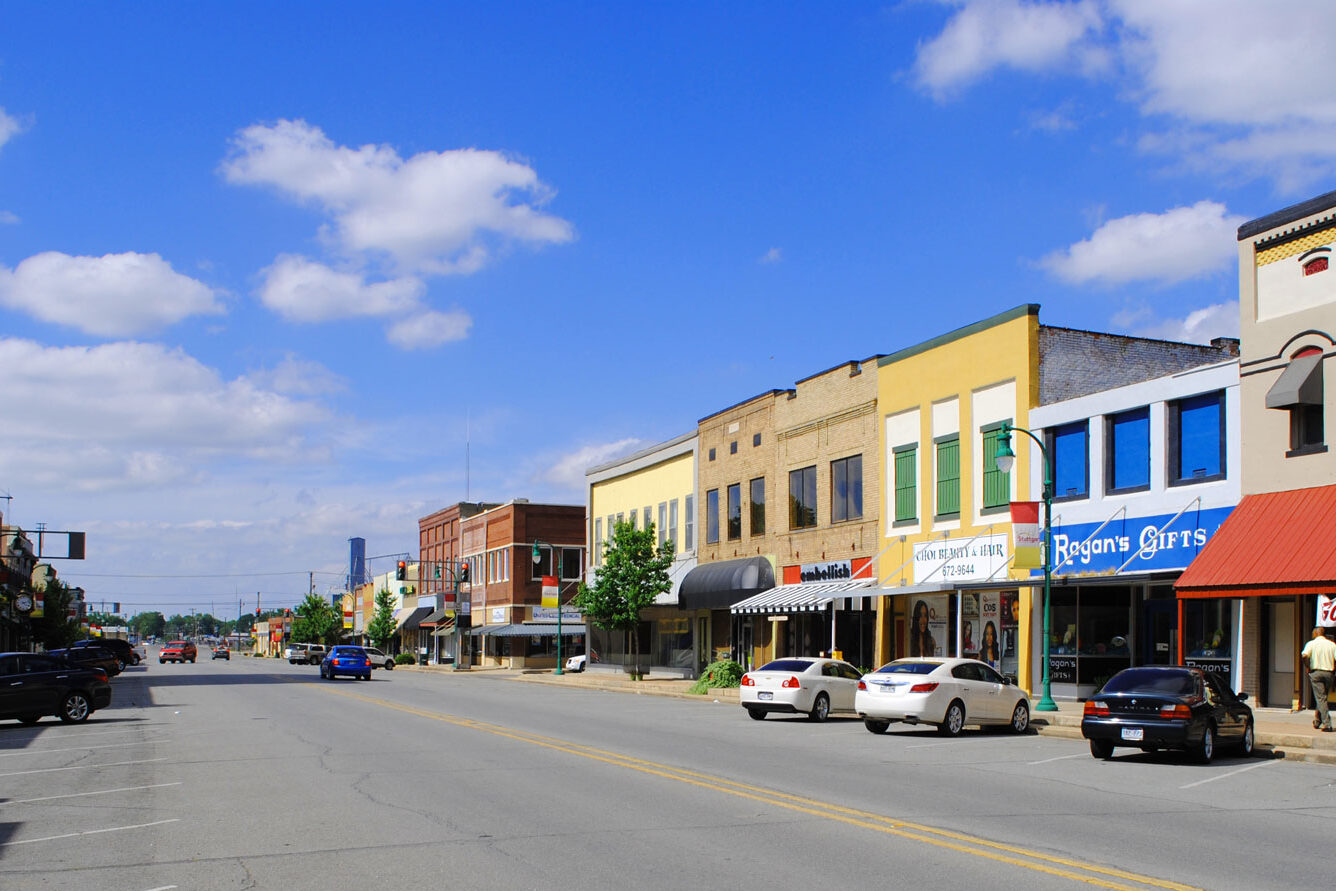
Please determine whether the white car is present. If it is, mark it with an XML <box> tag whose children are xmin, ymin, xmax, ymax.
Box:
<box><xmin>564</xmin><ymin>654</ymin><xmax>587</xmax><ymax>672</ymax></box>
<box><xmin>362</xmin><ymin>646</ymin><xmax>394</xmax><ymax>670</ymax></box>
<box><xmin>855</xmin><ymin>657</ymin><xmax>1031</xmax><ymax>736</ymax></box>
<box><xmin>739</xmin><ymin>657</ymin><xmax>864</xmax><ymax>722</ymax></box>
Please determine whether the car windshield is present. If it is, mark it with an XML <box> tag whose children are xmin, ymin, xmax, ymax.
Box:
<box><xmin>757</xmin><ymin>659</ymin><xmax>813</xmax><ymax>672</ymax></box>
<box><xmin>332</xmin><ymin>648</ymin><xmax>364</xmax><ymax>657</ymax></box>
<box><xmin>873</xmin><ymin>661</ymin><xmax>940</xmax><ymax>675</ymax></box>
<box><xmin>1100</xmin><ymin>669</ymin><xmax>1195</xmax><ymax>696</ymax></box>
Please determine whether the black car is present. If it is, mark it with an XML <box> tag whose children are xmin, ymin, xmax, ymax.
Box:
<box><xmin>0</xmin><ymin>651</ymin><xmax>113</xmax><ymax>724</ymax></box>
<box><xmin>1081</xmin><ymin>666</ymin><xmax>1254</xmax><ymax>763</ymax></box>
<box><xmin>48</xmin><ymin>645</ymin><xmax>121</xmax><ymax>678</ymax></box>
<box><xmin>73</xmin><ymin>637</ymin><xmax>140</xmax><ymax>670</ymax></box>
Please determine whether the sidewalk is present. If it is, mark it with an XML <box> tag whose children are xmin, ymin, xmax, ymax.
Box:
<box><xmin>408</xmin><ymin>663</ymin><xmax>1336</xmax><ymax>764</ymax></box>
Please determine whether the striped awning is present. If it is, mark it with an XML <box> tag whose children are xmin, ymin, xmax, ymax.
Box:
<box><xmin>730</xmin><ymin>580</ymin><xmax>875</xmax><ymax>614</ymax></box>
<box><xmin>470</xmin><ymin>623</ymin><xmax>588</xmax><ymax>637</ymax></box>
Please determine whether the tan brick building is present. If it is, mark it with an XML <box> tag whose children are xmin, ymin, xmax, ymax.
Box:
<box><xmin>683</xmin><ymin>357</ymin><xmax>883</xmax><ymax>669</ymax></box>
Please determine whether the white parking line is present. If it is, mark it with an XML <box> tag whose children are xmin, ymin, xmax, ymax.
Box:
<box><xmin>905</xmin><ymin>737</ymin><xmax>1035</xmax><ymax>749</ymax></box>
<box><xmin>0</xmin><ymin>757</ymin><xmax>167</xmax><ymax>777</ymax></box>
<box><xmin>0</xmin><ymin>725</ymin><xmax>173</xmax><ymax>742</ymax></box>
<box><xmin>1179</xmin><ymin>759</ymin><xmax>1277</xmax><ymax>789</ymax></box>
<box><xmin>1028</xmin><ymin>752</ymin><xmax>1088</xmax><ymax>765</ymax></box>
<box><xmin>143</xmin><ymin>886</ymin><xmax>179</xmax><ymax>891</ymax></box>
<box><xmin>0</xmin><ymin>738</ymin><xmax>169</xmax><ymax>757</ymax></box>
<box><xmin>2</xmin><ymin>819</ymin><xmax>179</xmax><ymax>847</ymax></box>
<box><xmin>0</xmin><ymin>782</ymin><xmax>182</xmax><ymax>807</ymax></box>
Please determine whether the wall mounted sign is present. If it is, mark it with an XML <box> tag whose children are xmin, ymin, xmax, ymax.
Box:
<box><xmin>913</xmin><ymin>534</ymin><xmax>1008</xmax><ymax>584</ymax></box>
<box><xmin>1044</xmin><ymin>506</ymin><xmax>1233</xmax><ymax>576</ymax></box>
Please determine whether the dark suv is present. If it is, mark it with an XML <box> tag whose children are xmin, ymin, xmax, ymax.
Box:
<box><xmin>48</xmin><ymin>645</ymin><xmax>121</xmax><ymax>677</ymax></box>
<box><xmin>73</xmin><ymin>638</ymin><xmax>140</xmax><ymax>671</ymax></box>
<box><xmin>0</xmin><ymin>651</ymin><xmax>113</xmax><ymax>723</ymax></box>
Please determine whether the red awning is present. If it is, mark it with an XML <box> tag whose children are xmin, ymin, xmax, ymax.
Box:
<box><xmin>1176</xmin><ymin>483</ymin><xmax>1336</xmax><ymax>598</ymax></box>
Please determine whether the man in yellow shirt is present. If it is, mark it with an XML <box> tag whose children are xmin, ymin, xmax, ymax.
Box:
<box><xmin>1301</xmin><ymin>626</ymin><xmax>1336</xmax><ymax>731</ymax></box>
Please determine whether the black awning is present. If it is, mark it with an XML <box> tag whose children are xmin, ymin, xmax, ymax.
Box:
<box><xmin>396</xmin><ymin>606</ymin><xmax>434</xmax><ymax>631</ymax></box>
<box><xmin>678</xmin><ymin>556</ymin><xmax>775</xmax><ymax>610</ymax></box>
<box><xmin>1266</xmin><ymin>352</ymin><xmax>1323</xmax><ymax>408</ymax></box>
<box><xmin>419</xmin><ymin>609</ymin><xmax>448</xmax><ymax>627</ymax></box>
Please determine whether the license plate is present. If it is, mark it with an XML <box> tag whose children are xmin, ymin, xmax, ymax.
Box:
<box><xmin>758</xmin><ymin>692</ymin><xmax>773</xmax><ymax>701</ymax></box>
<box><xmin>879</xmin><ymin>683</ymin><xmax>900</xmax><ymax>694</ymax></box>
<box><xmin>1121</xmin><ymin>727</ymin><xmax>1144</xmax><ymax>741</ymax></box>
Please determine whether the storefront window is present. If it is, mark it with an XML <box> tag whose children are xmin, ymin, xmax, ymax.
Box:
<box><xmin>1184</xmin><ymin>600</ymin><xmax>1232</xmax><ymax>659</ymax></box>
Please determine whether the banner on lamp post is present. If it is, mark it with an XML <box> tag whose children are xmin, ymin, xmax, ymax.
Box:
<box><xmin>1011</xmin><ymin>501</ymin><xmax>1044</xmax><ymax>569</ymax></box>
<box><xmin>541</xmin><ymin>575</ymin><xmax>559</xmax><ymax>609</ymax></box>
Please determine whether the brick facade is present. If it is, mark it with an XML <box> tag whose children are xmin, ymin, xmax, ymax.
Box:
<box><xmin>1039</xmin><ymin>328</ymin><xmax>1238</xmax><ymax>406</ymax></box>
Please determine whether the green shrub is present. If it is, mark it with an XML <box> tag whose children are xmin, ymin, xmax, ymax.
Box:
<box><xmin>394</xmin><ymin>653</ymin><xmax>416</xmax><ymax>665</ymax></box>
<box><xmin>687</xmin><ymin>659</ymin><xmax>744</xmax><ymax>694</ymax></box>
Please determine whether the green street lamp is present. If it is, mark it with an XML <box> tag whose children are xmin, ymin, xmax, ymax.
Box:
<box><xmin>533</xmin><ymin>541</ymin><xmax>564</xmax><ymax>675</ymax></box>
<box><xmin>995</xmin><ymin>421</ymin><xmax>1058</xmax><ymax>713</ymax></box>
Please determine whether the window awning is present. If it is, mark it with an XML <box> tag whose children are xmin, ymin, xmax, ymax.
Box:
<box><xmin>1266</xmin><ymin>352</ymin><xmax>1323</xmax><ymax>408</ymax></box>
<box><xmin>395</xmin><ymin>606</ymin><xmax>433</xmax><ymax>631</ymax></box>
<box><xmin>470</xmin><ymin>623</ymin><xmax>587</xmax><ymax>637</ymax></box>
<box><xmin>678</xmin><ymin>557</ymin><xmax>775</xmax><ymax>610</ymax></box>
<box><xmin>730</xmin><ymin>580</ymin><xmax>875</xmax><ymax>614</ymax></box>
<box><xmin>1176</xmin><ymin>484</ymin><xmax>1336</xmax><ymax>597</ymax></box>
<box><xmin>431</xmin><ymin>623</ymin><xmax>456</xmax><ymax>637</ymax></box>
<box><xmin>419</xmin><ymin>609</ymin><xmax>448</xmax><ymax>627</ymax></box>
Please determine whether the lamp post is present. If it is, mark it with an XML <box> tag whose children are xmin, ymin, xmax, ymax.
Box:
<box><xmin>995</xmin><ymin>421</ymin><xmax>1058</xmax><ymax>713</ymax></box>
<box><xmin>533</xmin><ymin>540</ymin><xmax>563</xmax><ymax>675</ymax></box>
<box><xmin>451</xmin><ymin>560</ymin><xmax>471</xmax><ymax>671</ymax></box>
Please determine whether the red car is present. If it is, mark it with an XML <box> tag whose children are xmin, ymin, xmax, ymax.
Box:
<box><xmin>160</xmin><ymin>640</ymin><xmax>197</xmax><ymax>664</ymax></box>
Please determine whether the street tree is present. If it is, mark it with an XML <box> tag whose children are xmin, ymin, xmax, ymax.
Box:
<box><xmin>130</xmin><ymin>611</ymin><xmax>166</xmax><ymax>638</ymax></box>
<box><xmin>365</xmin><ymin>589</ymin><xmax>397</xmax><ymax>651</ymax></box>
<box><xmin>572</xmin><ymin>519</ymin><xmax>673</xmax><ymax>680</ymax></box>
<box><xmin>31</xmin><ymin>580</ymin><xmax>82</xmax><ymax>650</ymax></box>
<box><xmin>291</xmin><ymin>593</ymin><xmax>343</xmax><ymax>646</ymax></box>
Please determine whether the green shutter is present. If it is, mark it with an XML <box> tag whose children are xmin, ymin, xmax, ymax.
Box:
<box><xmin>982</xmin><ymin>427</ymin><xmax>1010</xmax><ymax>509</ymax></box>
<box><xmin>894</xmin><ymin>447</ymin><xmax>917</xmax><ymax>522</ymax></box>
<box><xmin>936</xmin><ymin>436</ymin><xmax>960</xmax><ymax>516</ymax></box>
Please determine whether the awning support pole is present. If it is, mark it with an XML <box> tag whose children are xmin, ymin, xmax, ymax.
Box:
<box><xmin>1115</xmin><ymin>497</ymin><xmax>1202</xmax><ymax>574</ymax></box>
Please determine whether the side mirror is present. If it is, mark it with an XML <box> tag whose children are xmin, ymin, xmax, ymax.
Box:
<box><xmin>1236</xmin><ymin>691</ymin><xmax>1248</xmax><ymax>702</ymax></box>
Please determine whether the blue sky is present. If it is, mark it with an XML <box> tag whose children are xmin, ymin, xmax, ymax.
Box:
<box><xmin>2</xmin><ymin>1</ymin><xmax>1332</xmax><ymax>618</ymax></box>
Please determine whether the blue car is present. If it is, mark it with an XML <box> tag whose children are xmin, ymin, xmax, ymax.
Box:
<box><xmin>320</xmin><ymin>646</ymin><xmax>371</xmax><ymax>681</ymax></box>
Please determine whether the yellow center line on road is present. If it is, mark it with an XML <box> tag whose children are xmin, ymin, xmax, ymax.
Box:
<box><xmin>321</xmin><ymin>686</ymin><xmax>1200</xmax><ymax>891</ymax></box>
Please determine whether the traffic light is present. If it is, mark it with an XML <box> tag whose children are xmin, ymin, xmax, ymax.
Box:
<box><xmin>255</xmin><ymin>608</ymin><xmax>261</xmax><ymax>617</ymax></box>
<box><xmin>457</xmin><ymin>561</ymin><xmax>469</xmax><ymax>584</ymax></box>
<box><xmin>396</xmin><ymin>560</ymin><xmax>407</xmax><ymax>581</ymax></box>
<box><xmin>434</xmin><ymin>564</ymin><xmax>442</xmax><ymax>579</ymax></box>
<box><xmin>285</xmin><ymin>608</ymin><xmax>291</xmax><ymax>618</ymax></box>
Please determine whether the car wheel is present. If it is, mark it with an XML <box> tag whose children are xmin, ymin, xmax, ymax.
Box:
<box><xmin>1009</xmin><ymin>702</ymin><xmax>1030</xmax><ymax>734</ymax></box>
<box><xmin>385</xmin><ymin>661</ymin><xmax>394</xmax><ymax>670</ymax></box>
<box><xmin>808</xmin><ymin>693</ymin><xmax>831</xmax><ymax>723</ymax></box>
<box><xmin>938</xmin><ymin>700</ymin><xmax>965</xmax><ymax>737</ymax></box>
<box><xmin>159</xmin><ymin>658</ymin><xmax>166</xmax><ymax>664</ymax></box>
<box><xmin>18</xmin><ymin>715</ymin><xmax>41</xmax><ymax>725</ymax></box>
<box><xmin>864</xmin><ymin>718</ymin><xmax>891</xmax><ymax>734</ymax></box>
<box><xmin>747</xmin><ymin>708</ymin><xmax>767</xmax><ymax>721</ymax></box>
<box><xmin>189</xmin><ymin>657</ymin><xmax>195</xmax><ymax>663</ymax></box>
<box><xmin>117</xmin><ymin>658</ymin><xmax>128</xmax><ymax>672</ymax></box>
<box><xmin>1238</xmin><ymin>720</ymin><xmax>1255</xmax><ymax>757</ymax></box>
<box><xmin>59</xmin><ymin>691</ymin><xmax>92</xmax><ymax>723</ymax></box>
<box><xmin>1195</xmin><ymin>723</ymin><xmax>1216</xmax><ymax>764</ymax></box>
<box><xmin>1090</xmin><ymin>738</ymin><xmax>1114</xmax><ymax>759</ymax></box>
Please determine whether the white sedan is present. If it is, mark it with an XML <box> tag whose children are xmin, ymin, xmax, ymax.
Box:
<box><xmin>739</xmin><ymin>657</ymin><xmax>864</xmax><ymax>722</ymax></box>
<box><xmin>855</xmin><ymin>657</ymin><xmax>1031</xmax><ymax>736</ymax></box>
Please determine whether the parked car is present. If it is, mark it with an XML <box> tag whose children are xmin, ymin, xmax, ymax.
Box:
<box><xmin>320</xmin><ymin>646</ymin><xmax>371</xmax><ymax>681</ymax></box>
<box><xmin>1081</xmin><ymin>666</ymin><xmax>1254</xmax><ymax>763</ymax></box>
<box><xmin>284</xmin><ymin>643</ymin><xmax>327</xmax><ymax>665</ymax></box>
<box><xmin>160</xmin><ymin>640</ymin><xmax>197</xmax><ymax>663</ymax></box>
<box><xmin>740</xmin><ymin>657</ymin><xmax>864</xmax><ymax>722</ymax></box>
<box><xmin>855</xmin><ymin>657</ymin><xmax>1031</xmax><ymax>736</ymax></box>
<box><xmin>565</xmin><ymin>653</ymin><xmax>587</xmax><ymax>673</ymax></box>
<box><xmin>0</xmin><ymin>651</ymin><xmax>113</xmax><ymax>723</ymax></box>
<box><xmin>73</xmin><ymin>637</ymin><xmax>140</xmax><ymax>670</ymax></box>
<box><xmin>48</xmin><ymin>645</ymin><xmax>121</xmax><ymax>678</ymax></box>
<box><xmin>362</xmin><ymin>646</ymin><xmax>394</xmax><ymax>670</ymax></box>
<box><xmin>211</xmin><ymin>644</ymin><xmax>230</xmax><ymax>660</ymax></box>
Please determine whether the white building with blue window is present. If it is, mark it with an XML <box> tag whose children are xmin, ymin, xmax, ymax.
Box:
<box><xmin>1024</xmin><ymin>358</ymin><xmax>1241</xmax><ymax>699</ymax></box>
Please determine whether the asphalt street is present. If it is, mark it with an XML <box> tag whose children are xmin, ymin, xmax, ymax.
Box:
<box><xmin>1</xmin><ymin>654</ymin><xmax>1330</xmax><ymax>890</ymax></box>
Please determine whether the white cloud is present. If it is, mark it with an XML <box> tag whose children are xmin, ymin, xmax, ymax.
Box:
<box><xmin>914</xmin><ymin>0</ymin><xmax>1105</xmax><ymax>97</ymax></box>
<box><xmin>257</xmin><ymin>254</ymin><xmax>423</xmax><ymax>322</ymax></box>
<box><xmin>386</xmin><ymin>309</ymin><xmax>473</xmax><ymax>350</ymax></box>
<box><xmin>244</xmin><ymin>354</ymin><xmax>346</xmax><ymax>397</ymax></box>
<box><xmin>0</xmin><ymin>338</ymin><xmax>332</xmax><ymax>492</ymax></box>
<box><xmin>915</xmin><ymin>1</ymin><xmax>1336</xmax><ymax>183</ymax></box>
<box><xmin>1039</xmin><ymin>201</ymin><xmax>1244</xmax><ymax>286</ymax></box>
<box><xmin>0</xmin><ymin>251</ymin><xmax>225</xmax><ymax>337</ymax></box>
<box><xmin>0</xmin><ymin>106</ymin><xmax>23</xmax><ymax>151</ymax></box>
<box><xmin>539</xmin><ymin>438</ymin><xmax>648</xmax><ymax>490</ymax></box>
<box><xmin>1118</xmin><ymin>301</ymin><xmax>1240</xmax><ymax>344</ymax></box>
<box><xmin>0</xmin><ymin>210</ymin><xmax>18</xmax><ymax>225</ymax></box>
<box><xmin>221</xmin><ymin>119</ymin><xmax>574</xmax><ymax>276</ymax></box>
<box><xmin>759</xmin><ymin>247</ymin><xmax>783</xmax><ymax>264</ymax></box>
